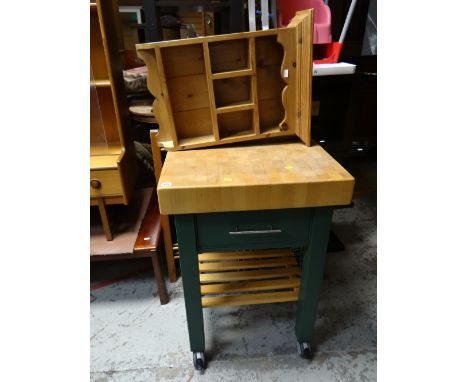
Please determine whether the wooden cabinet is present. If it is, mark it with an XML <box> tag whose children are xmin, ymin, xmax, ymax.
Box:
<box><xmin>136</xmin><ymin>9</ymin><xmax>314</xmax><ymax>151</ymax></box>
<box><xmin>90</xmin><ymin>0</ymin><xmax>136</xmax><ymax>240</ymax></box>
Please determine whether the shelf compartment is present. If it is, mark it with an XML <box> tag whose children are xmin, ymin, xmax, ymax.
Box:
<box><xmin>173</xmin><ymin>108</ymin><xmax>213</xmax><ymax>140</ymax></box>
<box><xmin>217</xmin><ymin>110</ymin><xmax>254</xmax><ymax>140</ymax></box>
<box><xmin>199</xmin><ymin>249</ymin><xmax>300</xmax><ymax>308</ymax></box>
<box><xmin>213</xmin><ymin>76</ymin><xmax>251</xmax><ymax>108</ymax></box>
<box><xmin>209</xmin><ymin>38</ymin><xmax>249</xmax><ymax>73</ymax></box>
<box><xmin>161</xmin><ymin>44</ymin><xmax>206</xmax><ymax>78</ymax></box>
<box><xmin>255</xmin><ymin>36</ymin><xmax>286</xmax><ymax>133</ymax></box>
<box><xmin>212</xmin><ymin>68</ymin><xmax>253</xmax><ymax>80</ymax></box>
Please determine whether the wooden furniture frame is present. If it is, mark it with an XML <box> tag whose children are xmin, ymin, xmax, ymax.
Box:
<box><xmin>157</xmin><ymin>142</ymin><xmax>354</xmax><ymax>370</ymax></box>
<box><xmin>91</xmin><ymin>0</ymin><xmax>136</xmax><ymax>240</ymax></box>
<box><xmin>91</xmin><ymin>188</ymin><xmax>169</xmax><ymax>305</ymax></box>
<box><xmin>136</xmin><ymin>9</ymin><xmax>314</xmax><ymax>151</ymax></box>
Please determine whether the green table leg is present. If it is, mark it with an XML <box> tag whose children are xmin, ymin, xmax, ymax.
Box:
<box><xmin>295</xmin><ymin>207</ymin><xmax>333</xmax><ymax>346</ymax></box>
<box><xmin>174</xmin><ymin>214</ymin><xmax>205</xmax><ymax>353</ymax></box>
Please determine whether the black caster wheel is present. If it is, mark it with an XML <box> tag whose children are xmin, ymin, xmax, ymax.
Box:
<box><xmin>193</xmin><ymin>352</ymin><xmax>206</xmax><ymax>372</ymax></box>
<box><xmin>297</xmin><ymin>342</ymin><xmax>312</xmax><ymax>359</ymax></box>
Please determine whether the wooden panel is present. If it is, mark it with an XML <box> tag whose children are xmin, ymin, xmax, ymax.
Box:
<box><xmin>201</xmin><ymin>291</ymin><xmax>298</xmax><ymax>307</ymax></box>
<box><xmin>258</xmin><ymin>99</ymin><xmax>284</xmax><ymax>131</ymax></box>
<box><xmin>90</xmin><ymin>169</ymin><xmax>123</xmax><ymax>197</ymax></box>
<box><xmin>167</xmin><ymin>74</ymin><xmax>210</xmax><ymax>112</ymax></box>
<box><xmin>257</xmin><ymin>65</ymin><xmax>285</xmax><ymax>101</ymax></box>
<box><xmin>157</xmin><ymin>142</ymin><xmax>355</xmax><ymax>214</ymax></box>
<box><xmin>255</xmin><ymin>35</ymin><xmax>284</xmax><ymax>67</ymax></box>
<box><xmin>213</xmin><ymin>76</ymin><xmax>251</xmax><ymax>108</ymax></box>
<box><xmin>209</xmin><ymin>39</ymin><xmax>249</xmax><ymax>73</ymax></box>
<box><xmin>161</xmin><ymin>44</ymin><xmax>205</xmax><ymax>78</ymax></box>
<box><xmin>200</xmin><ymin>268</ymin><xmax>300</xmax><ymax>283</ymax></box>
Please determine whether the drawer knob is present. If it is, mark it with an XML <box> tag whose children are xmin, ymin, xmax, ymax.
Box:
<box><xmin>90</xmin><ymin>179</ymin><xmax>102</xmax><ymax>189</ymax></box>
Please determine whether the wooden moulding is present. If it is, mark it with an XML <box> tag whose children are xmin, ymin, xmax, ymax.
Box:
<box><xmin>136</xmin><ymin>9</ymin><xmax>314</xmax><ymax>151</ymax></box>
<box><xmin>198</xmin><ymin>249</ymin><xmax>301</xmax><ymax>308</ymax></box>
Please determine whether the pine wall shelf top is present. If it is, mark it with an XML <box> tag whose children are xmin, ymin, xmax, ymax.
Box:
<box><xmin>136</xmin><ymin>9</ymin><xmax>314</xmax><ymax>151</ymax></box>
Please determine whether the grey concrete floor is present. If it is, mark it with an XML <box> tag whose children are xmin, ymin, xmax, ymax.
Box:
<box><xmin>91</xmin><ymin>196</ymin><xmax>376</xmax><ymax>382</ymax></box>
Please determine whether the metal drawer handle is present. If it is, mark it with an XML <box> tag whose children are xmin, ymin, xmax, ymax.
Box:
<box><xmin>229</xmin><ymin>228</ymin><xmax>282</xmax><ymax>235</ymax></box>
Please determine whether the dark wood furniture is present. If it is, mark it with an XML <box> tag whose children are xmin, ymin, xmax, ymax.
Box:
<box><xmin>90</xmin><ymin>187</ymin><xmax>169</xmax><ymax>305</ymax></box>
<box><xmin>143</xmin><ymin>0</ymin><xmax>245</xmax><ymax>42</ymax></box>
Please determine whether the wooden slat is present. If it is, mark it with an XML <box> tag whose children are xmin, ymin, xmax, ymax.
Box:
<box><xmin>199</xmin><ymin>249</ymin><xmax>292</xmax><ymax>261</ymax></box>
<box><xmin>200</xmin><ymin>267</ymin><xmax>300</xmax><ymax>283</ymax></box>
<box><xmin>202</xmin><ymin>41</ymin><xmax>220</xmax><ymax>141</ymax></box>
<box><xmin>200</xmin><ymin>278</ymin><xmax>300</xmax><ymax>295</ymax></box>
<box><xmin>212</xmin><ymin>69</ymin><xmax>253</xmax><ymax>80</ymax></box>
<box><xmin>199</xmin><ymin>257</ymin><xmax>297</xmax><ymax>272</ymax></box>
<box><xmin>216</xmin><ymin>102</ymin><xmax>255</xmax><ymax>114</ymax></box>
<box><xmin>249</xmin><ymin>37</ymin><xmax>260</xmax><ymax>135</ymax></box>
<box><xmin>202</xmin><ymin>290</ymin><xmax>299</xmax><ymax>307</ymax></box>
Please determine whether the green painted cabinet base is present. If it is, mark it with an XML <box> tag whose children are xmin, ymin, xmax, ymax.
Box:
<box><xmin>174</xmin><ymin>207</ymin><xmax>333</xmax><ymax>354</ymax></box>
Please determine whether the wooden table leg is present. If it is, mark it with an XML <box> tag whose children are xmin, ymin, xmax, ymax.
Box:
<box><xmin>149</xmin><ymin>249</ymin><xmax>169</xmax><ymax>305</ymax></box>
<box><xmin>97</xmin><ymin>198</ymin><xmax>113</xmax><ymax>241</ymax></box>
<box><xmin>162</xmin><ymin>215</ymin><xmax>177</xmax><ymax>283</ymax></box>
<box><xmin>295</xmin><ymin>207</ymin><xmax>333</xmax><ymax>352</ymax></box>
<box><xmin>151</xmin><ymin>130</ymin><xmax>178</xmax><ymax>283</ymax></box>
<box><xmin>174</xmin><ymin>214</ymin><xmax>205</xmax><ymax>354</ymax></box>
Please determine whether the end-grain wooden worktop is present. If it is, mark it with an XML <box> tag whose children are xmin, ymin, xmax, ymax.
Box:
<box><xmin>157</xmin><ymin>142</ymin><xmax>354</xmax><ymax>214</ymax></box>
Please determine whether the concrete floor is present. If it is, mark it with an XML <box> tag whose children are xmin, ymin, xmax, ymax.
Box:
<box><xmin>91</xmin><ymin>195</ymin><xmax>376</xmax><ymax>382</ymax></box>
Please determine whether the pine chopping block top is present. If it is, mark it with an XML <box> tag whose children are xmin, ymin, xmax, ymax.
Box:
<box><xmin>157</xmin><ymin>142</ymin><xmax>355</xmax><ymax>214</ymax></box>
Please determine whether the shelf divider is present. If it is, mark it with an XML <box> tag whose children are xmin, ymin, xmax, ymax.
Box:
<box><xmin>249</xmin><ymin>37</ymin><xmax>260</xmax><ymax>135</ymax></box>
<box><xmin>212</xmin><ymin>68</ymin><xmax>254</xmax><ymax>80</ymax></box>
<box><xmin>203</xmin><ymin>42</ymin><xmax>220</xmax><ymax>141</ymax></box>
<box><xmin>216</xmin><ymin>102</ymin><xmax>255</xmax><ymax>114</ymax></box>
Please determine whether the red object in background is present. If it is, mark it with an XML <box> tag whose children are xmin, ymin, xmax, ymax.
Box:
<box><xmin>312</xmin><ymin>42</ymin><xmax>343</xmax><ymax>64</ymax></box>
<box><xmin>278</xmin><ymin>0</ymin><xmax>358</xmax><ymax>64</ymax></box>
<box><xmin>277</xmin><ymin>0</ymin><xmax>331</xmax><ymax>44</ymax></box>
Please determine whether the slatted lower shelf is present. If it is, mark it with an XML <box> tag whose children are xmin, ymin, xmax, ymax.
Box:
<box><xmin>199</xmin><ymin>249</ymin><xmax>301</xmax><ymax>308</ymax></box>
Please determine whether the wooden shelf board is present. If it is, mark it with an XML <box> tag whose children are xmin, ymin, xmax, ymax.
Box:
<box><xmin>200</xmin><ymin>267</ymin><xmax>300</xmax><ymax>283</ymax></box>
<box><xmin>216</xmin><ymin>101</ymin><xmax>255</xmax><ymax>114</ymax></box>
<box><xmin>177</xmin><ymin>134</ymin><xmax>216</xmax><ymax>148</ymax></box>
<box><xmin>90</xmin><ymin>154</ymin><xmax>120</xmax><ymax>170</ymax></box>
<box><xmin>212</xmin><ymin>69</ymin><xmax>254</xmax><ymax>80</ymax></box>
<box><xmin>201</xmin><ymin>290</ymin><xmax>299</xmax><ymax>307</ymax></box>
<box><xmin>90</xmin><ymin>144</ymin><xmax>122</xmax><ymax>169</ymax></box>
<box><xmin>199</xmin><ymin>249</ymin><xmax>293</xmax><ymax>261</ymax></box>
<box><xmin>260</xmin><ymin>126</ymin><xmax>282</xmax><ymax>135</ymax></box>
<box><xmin>90</xmin><ymin>144</ymin><xmax>122</xmax><ymax>156</ymax></box>
<box><xmin>220</xmin><ymin>129</ymin><xmax>255</xmax><ymax>140</ymax></box>
<box><xmin>199</xmin><ymin>257</ymin><xmax>297</xmax><ymax>272</ymax></box>
<box><xmin>91</xmin><ymin>79</ymin><xmax>111</xmax><ymax>87</ymax></box>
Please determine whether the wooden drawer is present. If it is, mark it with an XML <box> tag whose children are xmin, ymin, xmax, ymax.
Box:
<box><xmin>90</xmin><ymin>169</ymin><xmax>123</xmax><ymax>198</ymax></box>
<box><xmin>196</xmin><ymin>208</ymin><xmax>311</xmax><ymax>251</ymax></box>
